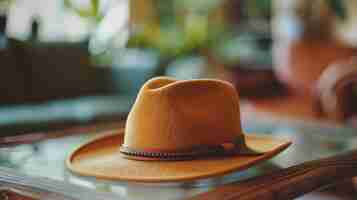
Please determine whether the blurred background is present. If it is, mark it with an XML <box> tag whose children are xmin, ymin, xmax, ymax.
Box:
<box><xmin>0</xmin><ymin>0</ymin><xmax>357</xmax><ymax>135</ymax></box>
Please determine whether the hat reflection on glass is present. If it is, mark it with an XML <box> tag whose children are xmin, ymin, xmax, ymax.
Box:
<box><xmin>67</xmin><ymin>77</ymin><xmax>291</xmax><ymax>182</ymax></box>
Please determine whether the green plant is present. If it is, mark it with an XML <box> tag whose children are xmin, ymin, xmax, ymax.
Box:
<box><xmin>326</xmin><ymin>0</ymin><xmax>346</xmax><ymax>19</ymax></box>
<box><xmin>63</xmin><ymin>0</ymin><xmax>102</xmax><ymax>22</ymax></box>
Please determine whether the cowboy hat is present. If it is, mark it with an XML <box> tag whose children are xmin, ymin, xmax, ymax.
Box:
<box><xmin>67</xmin><ymin>77</ymin><xmax>291</xmax><ymax>182</ymax></box>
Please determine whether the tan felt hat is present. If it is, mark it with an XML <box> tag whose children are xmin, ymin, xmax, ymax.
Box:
<box><xmin>67</xmin><ymin>77</ymin><xmax>291</xmax><ymax>182</ymax></box>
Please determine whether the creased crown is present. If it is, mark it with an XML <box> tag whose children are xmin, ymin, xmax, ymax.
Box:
<box><xmin>123</xmin><ymin>77</ymin><xmax>243</xmax><ymax>152</ymax></box>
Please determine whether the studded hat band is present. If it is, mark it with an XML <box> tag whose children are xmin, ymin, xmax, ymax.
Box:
<box><xmin>119</xmin><ymin>145</ymin><xmax>231</xmax><ymax>161</ymax></box>
<box><xmin>120</xmin><ymin>134</ymin><xmax>262</xmax><ymax>160</ymax></box>
<box><xmin>119</xmin><ymin>135</ymin><xmax>262</xmax><ymax>161</ymax></box>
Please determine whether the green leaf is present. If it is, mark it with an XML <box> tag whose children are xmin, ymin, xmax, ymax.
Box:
<box><xmin>63</xmin><ymin>0</ymin><xmax>102</xmax><ymax>21</ymax></box>
<box><xmin>91</xmin><ymin>0</ymin><xmax>100</xmax><ymax>17</ymax></box>
<box><xmin>326</xmin><ymin>0</ymin><xmax>346</xmax><ymax>19</ymax></box>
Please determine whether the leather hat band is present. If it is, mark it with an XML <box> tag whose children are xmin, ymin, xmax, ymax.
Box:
<box><xmin>119</xmin><ymin>135</ymin><xmax>261</xmax><ymax>161</ymax></box>
<box><xmin>119</xmin><ymin>145</ymin><xmax>233</xmax><ymax>161</ymax></box>
<box><xmin>119</xmin><ymin>144</ymin><xmax>240</xmax><ymax>160</ymax></box>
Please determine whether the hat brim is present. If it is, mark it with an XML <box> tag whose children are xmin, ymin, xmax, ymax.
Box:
<box><xmin>66</xmin><ymin>129</ymin><xmax>291</xmax><ymax>183</ymax></box>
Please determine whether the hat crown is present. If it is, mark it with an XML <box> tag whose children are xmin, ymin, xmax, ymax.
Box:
<box><xmin>123</xmin><ymin>77</ymin><xmax>243</xmax><ymax>152</ymax></box>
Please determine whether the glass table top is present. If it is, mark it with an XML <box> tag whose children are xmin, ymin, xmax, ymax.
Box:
<box><xmin>1</xmin><ymin>109</ymin><xmax>357</xmax><ymax>200</ymax></box>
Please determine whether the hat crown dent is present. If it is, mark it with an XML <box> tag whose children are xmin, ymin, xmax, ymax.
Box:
<box><xmin>123</xmin><ymin>77</ymin><xmax>243</xmax><ymax>152</ymax></box>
